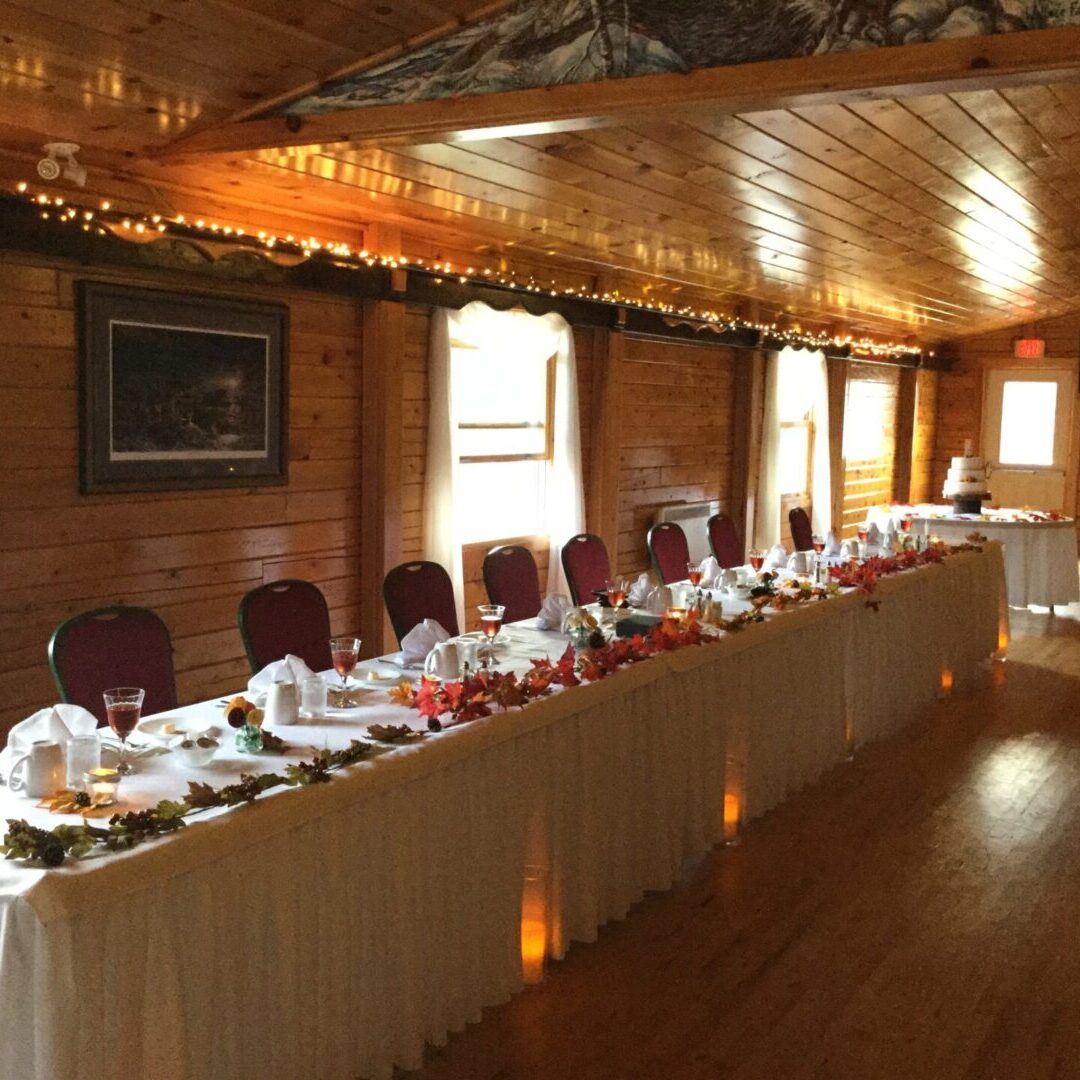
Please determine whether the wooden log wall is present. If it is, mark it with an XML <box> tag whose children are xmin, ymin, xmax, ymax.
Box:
<box><xmin>0</xmin><ymin>249</ymin><xmax>364</xmax><ymax>736</ymax></box>
<box><xmin>617</xmin><ymin>336</ymin><xmax>737</xmax><ymax>576</ymax></box>
<box><xmin>933</xmin><ymin>316</ymin><xmax>1080</xmax><ymax>519</ymax></box>
<box><xmin>0</xmin><ymin>244</ymin><xmax>940</xmax><ymax>736</ymax></box>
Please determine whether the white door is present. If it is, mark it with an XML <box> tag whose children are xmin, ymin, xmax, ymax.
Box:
<box><xmin>981</xmin><ymin>367</ymin><xmax>1075</xmax><ymax>510</ymax></box>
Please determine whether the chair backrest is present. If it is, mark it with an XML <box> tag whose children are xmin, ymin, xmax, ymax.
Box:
<box><xmin>789</xmin><ymin>506</ymin><xmax>814</xmax><ymax>552</ymax></box>
<box><xmin>383</xmin><ymin>561</ymin><xmax>460</xmax><ymax>645</ymax></box>
<box><xmin>483</xmin><ymin>545</ymin><xmax>542</xmax><ymax>624</ymax></box>
<box><xmin>707</xmin><ymin>513</ymin><xmax>743</xmax><ymax>568</ymax></box>
<box><xmin>647</xmin><ymin>521</ymin><xmax>691</xmax><ymax>585</ymax></box>
<box><xmin>48</xmin><ymin>605</ymin><xmax>178</xmax><ymax>726</ymax></box>
<box><xmin>239</xmin><ymin>579</ymin><xmax>333</xmax><ymax>674</ymax></box>
<box><xmin>560</xmin><ymin>533</ymin><xmax>611</xmax><ymax>606</ymax></box>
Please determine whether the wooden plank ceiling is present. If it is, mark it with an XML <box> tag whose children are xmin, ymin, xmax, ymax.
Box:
<box><xmin>5</xmin><ymin>1</ymin><xmax>1080</xmax><ymax>343</ymax></box>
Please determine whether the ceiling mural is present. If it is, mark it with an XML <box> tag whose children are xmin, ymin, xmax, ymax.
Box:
<box><xmin>280</xmin><ymin>0</ymin><xmax>1080</xmax><ymax>115</ymax></box>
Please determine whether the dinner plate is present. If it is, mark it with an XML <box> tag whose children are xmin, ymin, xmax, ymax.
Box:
<box><xmin>137</xmin><ymin>716</ymin><xmax>221</xmax><ymax>741</ymax></box>
<box><xmin>355</xmin><ymin>669</ymin><xmax>401</xmax><ymax>686</ymax></box>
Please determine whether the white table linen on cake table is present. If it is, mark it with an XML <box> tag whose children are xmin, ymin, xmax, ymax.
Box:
<box><xmin>871</xmin><ymin>504</ymin><xmax>1078</xmax><ymax>608</ymax></box>
<box><xmin>0</xmin><ymin>546</ymin><xmax>1005</xmax><ymax>1080</ymax></box>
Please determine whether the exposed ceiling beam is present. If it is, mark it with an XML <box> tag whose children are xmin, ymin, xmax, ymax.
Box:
<box><xmin>214</xmin><ymin>0</ymin><xmax>515</xmax><ymax>127</ymax></box>
<box><xmin>154</xmin><ymin>27</ymin><xmax>1080</xmax><ymax>161</ymax></box>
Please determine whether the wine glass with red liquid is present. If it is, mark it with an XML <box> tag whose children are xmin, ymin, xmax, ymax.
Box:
<box><xmin>749</xmin><ymin>550</ymin><xmax>766</xmax><ymax>573</ymax></box>
<box><xmin>856</xmin><ymin>522</ymin><xmax>870</xmax><ymax>559</ymax></box>
<box><xmin>330</xmin><ymin>636</ymin><xmax>361</xmax><ymax>691</ymax></box>
<box><xmin>103</xmin><ymin>687</ymin><xmax>144</xmax><ymax>775</ymax></box>
<box><xmin>604</xmin><ymin>579</ymin><xmax>627</xmax><ymax>625</ymax></box>
<box><xmin>478</xmin><ymin>604</ymin><xmax>505</xmax><ymax>666</ymax></box>
<box><xmin>687</xmin><ymin>562</ymin><xmax>704</xmax><ymax>587</ymax></box>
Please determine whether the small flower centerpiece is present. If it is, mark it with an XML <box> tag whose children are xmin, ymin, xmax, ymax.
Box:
<box><xmin>561</xmin><ymin>607</ymin><xmax>604</xmax><ymax>650</ymax></box>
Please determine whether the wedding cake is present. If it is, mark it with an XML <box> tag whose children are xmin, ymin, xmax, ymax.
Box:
<box><xmin>943</xmin><ymin>439</ymin><xmax>990</xmax><ymax>513</ymax></box>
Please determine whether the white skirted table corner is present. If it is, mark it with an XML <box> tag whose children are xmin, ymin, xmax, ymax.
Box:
<box><xmin>871</xmin><ymin>505</ymin><xmax>1079</xmax><ymax>610</ymax></box>
<box><xmin>0</xmin><ymin>545</ymin><xmax>1007</xmax><ymax>1080</ymax></box>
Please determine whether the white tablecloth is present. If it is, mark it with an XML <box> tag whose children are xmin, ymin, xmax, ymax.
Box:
<box><xmin>871</xmin><ymin>505</ymin><xmax>1078</xmax><ymax>609</ymax></box>
<box><xmin>0</xmin><ymin>546</ymin><xmax>1006</xmax><ymax>1080</ymax></box>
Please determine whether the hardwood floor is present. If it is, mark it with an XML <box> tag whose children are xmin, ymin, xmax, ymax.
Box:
<box><xmin>406</xmin><ymin>607</ymin><xmax>1080</xmax><ymax>1080</ymax></box>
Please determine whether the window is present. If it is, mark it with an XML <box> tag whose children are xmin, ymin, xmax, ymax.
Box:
<box><xmin>843</xmin><ymin>379</ymin><xmax>890</xmax><ymax>462</ymax></box>
<box><xmin>451</xmin><ymin>341</ymin><xmax>555</xmax><ymax>543</ymax></box>
<box><xmin>998</xmin><ymin>380</ymin><xmax>1056</xmax><ymax>466</ymax></box>
<box><xmin>776</xmin><ymin>358</ymin><xmax>813</xmax><ymax>497</ymax></box>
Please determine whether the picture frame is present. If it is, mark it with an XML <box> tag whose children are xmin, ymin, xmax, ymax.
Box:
<box><xmin>78</xmin><ymin>281</ymin><xmax>288</xmax><ymax>493</ymax></box>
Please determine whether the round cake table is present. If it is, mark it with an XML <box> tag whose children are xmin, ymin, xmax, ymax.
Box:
<box><xmin>872</xmin><ymin>505</ymin><xmax>1079</xmax><ymax>610</ymax></box>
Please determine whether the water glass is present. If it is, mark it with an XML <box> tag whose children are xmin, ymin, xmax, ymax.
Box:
<box><xmin>456</xmin><ymin>637</ymin><xmax>479</xmax><ymax>677</ymax></box>
<box><xmin>66</xmin><ymin>733</ymin><xmax>101</xmax><ymax>789</ymax></box>
<box><xmin>300</xmin><ymin>675</ymin><xmax>328</xmax><ymax>720</ymax></box>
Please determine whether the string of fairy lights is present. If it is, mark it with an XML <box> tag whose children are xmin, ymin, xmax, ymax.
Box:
<box><xmin>13</xmin><ymin>182</ymin><xmax>926</xmax><ymax>361</ymax></box>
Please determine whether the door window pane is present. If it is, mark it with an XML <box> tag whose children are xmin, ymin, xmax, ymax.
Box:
<box><xmin>999</xmin><ymin>381</ymin><xmax>1056</xmax><ymax>466</ymax></box>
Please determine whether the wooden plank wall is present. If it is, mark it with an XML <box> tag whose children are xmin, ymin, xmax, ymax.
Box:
<box><xmin>841</xmin><ymin>363</ymin><xmax>900</xmax><ymax>537</ymax></box>
<box><xmin>0</xmin><ymin>245</ymin><xmax>940</xmax><ymax>734</ymax></box>
<box><xmin>617</xmin><ymin>336</ymin><xmax>737</xmax><ymax>576</ymax></box>
<box><xmin>0</xmin><ymin>250</ymin><xmax>365</xmax><ymax>736</ymax></box>
<box><xmin>934</xmin><ymin>315</ymin><xmax>1080</xmax><ymax>517</ymax></box>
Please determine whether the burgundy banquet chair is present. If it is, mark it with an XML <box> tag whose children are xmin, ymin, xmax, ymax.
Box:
<box><xmin>707</xmin><ymin>512</ymin><xmax>743</xmax><ymax>569</ymax></box>
<box><xmin>383</xmin><ymin>560</ymin><xmax>460</xmax><ymax>645</ymax></box>
<box><xmin>483</xmin><ymin>545</ymin><xmax>543</xmax><ymax>624</ymax></box>
<box><xmin>647</xmin><ymin>521</ymin><xmax>691</xmax><ymax>585</ymax></box>
<box><xmin>560</xmin><ymin>533</ymin><xmax>611</xmax><ymax>606</ymax></box>
<box><xmin>238</xmin><ymin>579</ymin><xmax>333</xmax><ymax>674</ymax></box>
<box><xmin>788</xmin><ymin>506</ymin><xmax>814</xmax><ymax>552</ymax></box>
<box><xmin>48</xmin><ymin>605</ymin><xmax>178</xmax><ymax>726</ymax></box>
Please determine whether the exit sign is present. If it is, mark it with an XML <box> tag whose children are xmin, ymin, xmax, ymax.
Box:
<box><xmin>1014</xmin><ymin>337</ymin><xmax>1046</xmax><ymax>359</ymax></box>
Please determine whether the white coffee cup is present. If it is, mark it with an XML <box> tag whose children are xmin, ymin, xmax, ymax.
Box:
<box><xmin>9</xmin><ymin>740</ymin><xmax>66</xmax><ymax>798</ymax></box>
<box><xmin>787</xmin><ymin>552</ymin><xmax>809</xmax><ymax>574</ymax></box>
<box><xmin>424</xmin><ymin>641</ymin><xmax>459</xmax><ymax>681</ymax></box>
<box><xmin>265</xmin><ymin>680</ymin><xmax>299</xmax><ymax>726</ymax></box>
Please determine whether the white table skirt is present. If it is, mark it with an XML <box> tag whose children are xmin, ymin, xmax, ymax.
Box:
<box><xmin>871</xmin><ymin>505</ymin><xmax>1079</xmax><ymax>608</ymax></box>
<box><xmin>0</xmin><ymin>546</ymin><xmax>1006</xmax><ymax>1080</ymax></box>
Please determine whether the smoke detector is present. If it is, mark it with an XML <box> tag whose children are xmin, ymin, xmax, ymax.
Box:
<box><xmin>37</xmin><ymin>142</ymin><xmax>87</xmax><ymax>187</ymax></box>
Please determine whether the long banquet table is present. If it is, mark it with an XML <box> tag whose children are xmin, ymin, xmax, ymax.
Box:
<box><xmin>0</xmin><ymin>545</ymin><xmax>1006</xmax><ymax>1080</ymax></box>
<box><xmin>871</xmin><ymin>504</ymin><xmax>1079</xmax><ymax>609</ymax></box>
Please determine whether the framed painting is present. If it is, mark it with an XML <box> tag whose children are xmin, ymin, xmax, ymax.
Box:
<box><xmin>78</xmin><ymin>282</ymin><xmax>288</xmax><ymax>493</ymax></box>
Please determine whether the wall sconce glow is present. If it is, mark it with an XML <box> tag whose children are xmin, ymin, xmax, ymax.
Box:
<box><xmin>939</xmin><ymin>668</ymin><xmax>954</xmax><ymax>695</ymax></box>
<box><xmin>723</xmin><ymin>792</ymin><xmax>741</xmax><ymax>845</ymax></box>
<box><xmin>996</xmin><ymin>625</ymin><xmax>1009</xmax><ymax>660</ymax></box>
<box><xmin>521</xmin><ymin>865</ymin><xmax>548</xmax><ymax>985</ymax></box>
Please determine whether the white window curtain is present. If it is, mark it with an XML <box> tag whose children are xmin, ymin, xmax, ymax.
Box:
<box><xmin>425</xmin><ymin>301</ymin><xmax>585</xmax><ymax>630</ymax></box>
<box><xmin>753</xmin><ymin>347</ymin><xmax>832</xmax><ymax>549</ymax></box>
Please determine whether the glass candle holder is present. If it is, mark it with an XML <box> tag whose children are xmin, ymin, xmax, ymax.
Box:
<box><xmin>84</xmin><ymin>767</ymin><xmax>120</xmax><ymax>807</ymax></box>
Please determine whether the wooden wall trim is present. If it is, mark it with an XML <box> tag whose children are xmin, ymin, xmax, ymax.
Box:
<box><xmin>730</xmin><ymin>349</ymin><xmax>764</xmax><ymax>560</ymax></box>
<box><xmin>360</xmin><ymin>299</ymin><xmax>405</xmax><ymax>656</ymax></box>
<box><xmin>587</xmin><ymin>326</ymin><xmax>623</xmax><ymax>566</ymax></box>
<box><xmin>828</xmin><ymin>359</ymin><xmax>849</xmax><ymax>537</ymax></box>
<box><xmin>893</xmin><ymin>367</ymin><xmax>918</xmax><ymax>505</ymax></box>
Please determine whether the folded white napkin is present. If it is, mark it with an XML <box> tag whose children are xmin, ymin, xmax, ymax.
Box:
<box><xmin>536</xmin><ymin>593</ymin><xmax>571</xmax><ymax>631</ymax></box>
<box><xmin>825</xmin><ymin>531</ymin><xmax>842</xmax><ymax>556</ymax></box>
<box><xmin>840</xmin><ymin>540</ymin><xmax>858</xmax><ymax>560</ymax></box>
<box><xmin>247</xmin><ymin>654</ymin><xmax>316</xmax><ymax>705</ymax></box>
<box><xmin>884</xmin><ymin>528</ymin><xmax>898</xmax><ymax>552</ymax></box>
<box><xmin>0</xmin><ymin>703</ymin><xmax>97</xmax><ymax>784</ymax></box>
<box><xmin>626</xmin><ymin>573</ymin><xmax>651</xmax><ymax>607</ymax></box>
<box><xmin>698</xmin><ymin>556</ymin><xmax>721</xmax><ymax>588</ymax></box>
<box><xmin>867</xmin><ymin>523</ymin><xmax>881</xmax><ymax>545</ymax></box>
<box><xmin>764</xmin><ymin>543</ymin><xmax>789</xmax><ymax>570</ymax></box>
<box><xmin>646</xmin><ymin>586</ymin><xmax>672</xmax><ymax>615</ymax></box>
<box><xmin>400</xmin><ymin>618</ymin><xmax>450</xmax><ymax>668</ymax></box>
